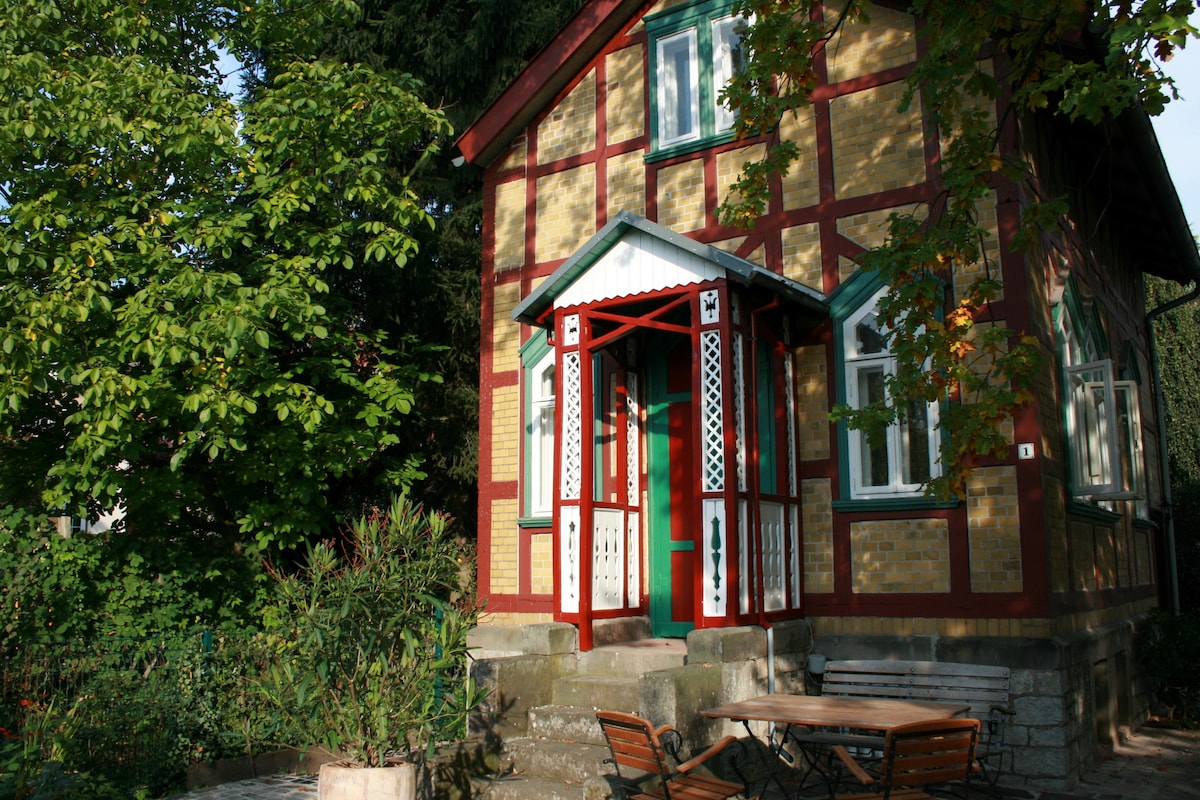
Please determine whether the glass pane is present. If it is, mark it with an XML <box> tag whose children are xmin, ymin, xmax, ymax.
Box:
<box><xmin>856</xmin><ymin>366</ymin><xmax>888</xmax><ymax>487</ymax></box>
<box><xmin>712</xmin><ymin>16</ymin><xmax>744</xmax><ymax>132</ymax></box>
<box><xmin>658</xmin><ymin>31</ymin><xmax>697</xmax><ymax>143</ymax></box>
<box><xmin>855</xmin><ymin>314</ymin><xmax>886</xmax><ymax>355</ymax></box>
<box><xmin>900</xmin><ymin>399</ymin><xmax>932</xmax><ymax>485</ymax></box>
<box><xmin>538</xmin><ymin>362</ymin><xmax>555</xmax><ymax>401</ymax></box>
<box><xmin>534</xmin><ymin>404</ymin><xmax>555</xmax><ymax>513</ymax></box>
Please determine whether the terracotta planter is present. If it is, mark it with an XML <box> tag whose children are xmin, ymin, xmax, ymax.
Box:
<box><xmin>318</xmin><ymin>760</ymin><xmax>416</xmax><ymax>800</ymax></box>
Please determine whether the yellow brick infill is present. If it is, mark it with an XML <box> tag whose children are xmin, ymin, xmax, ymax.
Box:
<box><xmin>493</xmin><ymin>179</ymin><xmax>527</xmax><ymax>272</ymax></box>
<box><xmin>850</xmin><ymin>518</ymin><xmax>950</xmax><ymax>593</ymax></box>
<box><xmin>538</xmin><ymin>69</ymin><xmax>597</xmax><ymax>167</ymax></box>
<box><xmin>530</xmin><ymin>532</ymin><xmax>555</xmax><ymax>594</ymax></box>
<box><xmin>489</xmin><ymin>498</ymin><xmax>520</xmax><ymax>594</ymax></box>
<box><xmin>606</xmin><ymin>45</ymin><xmax>645</xmax><ymax>146</ymax></box>
<box><xmin>967</xmin><ymin>465</ymin><xmax>1023</xmax><ymax>593</ymax></box>
<box><xmin>491</xmin><ymin>281</ymin><xmax>522</xmax><ymax>376</ymax></box>
<box><xmin>490</xmin><ymin>383</ymin><xmax>520</xmax><ymax>483</ymax></box>
<box><xmin>656</xmin><ymin>158</ymin><xmax>707</xmax><ymax>233</ymax></box>
<box><xmin>802</xmin><ymin>478</ymin><xmax>834</xmax><ymax>593</ymax></box>
<box><xmin>780</xmin><ymin>109</ymin><xmax>820</xmax><ymax>211</ymax></box>
<box><xmin>830</xmin><ymin>81</ymin><xmax>926</xmax><ymax>200</ymax></box>
<box><xmin>794</xmin><ymin>345</ymin><xmax>830</xmax><ymax>462</ymax></box>
<box><xmin>717</xmin><ymin>144</ymin><xmax>765</xmax><ymax>213</ymax></box>
<box><xmin>782</xmin><ymin>223</ymin><xmax>823</xmax><ymax>289</ymax></box>
<box><xmin>536</xmin><ymin>165</ymin><xmax>597</xmax><ymax>263</ymax></box>
<box><xmin>607</xmin><ymin>150</ymin><xmax>647</xmax><ymax>219</ymax></box>
<box><xmin>824</xmin><ymin>2</ymin><xmax>917</xmax><ymax>85</ymax></box>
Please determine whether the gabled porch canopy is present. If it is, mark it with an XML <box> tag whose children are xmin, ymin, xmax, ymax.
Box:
<box><xmin>513</xmin><ymin>212</ymin><xmax>829</xmax><ymax>649</ymax></box>
<box><xmin>513</xmin><ymin>211</ymin><xmax>828</xmax><ymax>329</ymax></box>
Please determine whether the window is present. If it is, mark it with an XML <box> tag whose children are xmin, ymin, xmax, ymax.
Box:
<box><xmin>647</xmin><ymin>0</ymin><xmax>746</xmax><ymax>155</ymax></box>
<box><xmin>521</xmin><ymin>333</ymin><xmax>556</xmax><ymax>523</ymax></box>
<box><xmin>839</xmin><ymin>286</ymin><xmax>940</xmax><ymax>499</ymax></box>
<box><xmin>1057</xmin><ymin>289</ymin><xmax>1146</xmax><ymax>509</ymax></box>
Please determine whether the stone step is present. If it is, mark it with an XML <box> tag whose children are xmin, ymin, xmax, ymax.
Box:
<box><xmin>528</xmin><ymin>704</ymin><xmax>607</xmax><ymax>745</ymax></box>
<box><xmin>501</xmin><ymin>737</ymin><xmax>613</xmax><ymax>784</ymax></box>
<box><xmin>472</xmin><ymin>774</ymin><xmax>614</xmax><ymax>800</ymax></box>
<box><xmin>552</xmin><ymin>674</ymin><xmax>640</xmax><ymax>710</ymax></box>
<box><xmin>577</xmin><ymin>641</ymin><xmax>688</xmax><ymax>677</ymax></box>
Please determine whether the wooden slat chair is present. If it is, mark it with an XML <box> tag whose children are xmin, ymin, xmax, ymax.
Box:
<box><xmin>829</xmin><ymin>717</ymin><xmax>981</xmax><ymax>800</ymax></box>
<box><xmin>596</xmin><ymin>710</ymin><xmax>745</xmax><ymax>800</ymax></box>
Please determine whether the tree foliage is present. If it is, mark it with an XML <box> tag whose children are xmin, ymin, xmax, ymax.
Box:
<box><xmin>720</xmin><ymin>0</ymin><xmax>1197</xmax><ymax>499</ymax></box>
<box><xmin>1148</xmin><ymin>276</ymin><xmax>1200</xmax><ymax>611</ymax></box>
<box><xmin>0</xmin><ymin>0</ymin><xmax>453</xmax><ymax>548</ymax></box>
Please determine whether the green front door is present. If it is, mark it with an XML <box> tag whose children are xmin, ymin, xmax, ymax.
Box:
<box><xmin>647</xmin><ymin>334</ymin><xmax>697</xmax><ymax>637</ymax></box>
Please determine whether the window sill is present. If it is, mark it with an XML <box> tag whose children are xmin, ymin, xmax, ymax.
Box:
<box><xmin>646</xmin><ymin>131</ymin><xmax>738</xmax><ymax>163</ymax></box>
<box><xmin>518</xmin><ymin>516</ymin><xmax>552</xmax><ymax>529</ymax></box>
<box><xmin>1066</xmin><ymin>500</ymin><xmax>1123</xmax><ymax>522</ymax></box>
<box><xmin>833</xmin><ymin>496</ymin><xmax>959</xmax><ymax>513</ymax></box>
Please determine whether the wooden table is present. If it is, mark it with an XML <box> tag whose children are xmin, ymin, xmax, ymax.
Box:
<box><xmin>701</xmin><ymin>693</ymin><xmax>970</xmax><ymax>731</ymax></box>
<box><xmin>701</xmin><ymin>694</ymin><xmax>971</xmax><ymax>799</ymax></box>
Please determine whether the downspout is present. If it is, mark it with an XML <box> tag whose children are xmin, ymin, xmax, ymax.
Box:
<box><xmin>1146</xmin><ymin>283</ymin><xmax>1200</xmax><ymax>615</ymax></box>
<box><xmin>749</xmin><ymin>298</ymin><xmax>781</xmax><ymax>693</ymax></box>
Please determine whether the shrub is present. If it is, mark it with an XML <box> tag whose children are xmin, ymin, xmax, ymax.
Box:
<box><xmin>256</xmin><ymin>494</ymin><xmax>483</xmax><ymax>767</ymax></box>
<box><xmin>1137</xmin><ymin>608</ymin><xmax>1200</xmax><ymax>722</ymax></box>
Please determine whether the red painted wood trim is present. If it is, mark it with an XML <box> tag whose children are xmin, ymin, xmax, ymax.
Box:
<box><xmin>457</xmin><ymin>0</ymin><xmax>652</xmax><ymax>166</ymax></box>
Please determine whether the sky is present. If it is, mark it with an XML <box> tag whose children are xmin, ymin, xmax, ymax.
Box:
<box><xmin>1153</xmin><ymin>41</ymin><xmax>1200</xmax><ymax>237</ymax></box>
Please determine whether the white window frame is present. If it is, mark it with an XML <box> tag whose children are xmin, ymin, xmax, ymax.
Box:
<box><xmin>1065</xmin><ymin>359</ymin><xmax>1146</xmax><ymax>503</ymax></box>
<box><xmin>656</xmin><ymin>28</ymin><xmax>700</xmax><ymax>147</ymax></box>
<box><xmin>843</xmin><ymin>288</ymin><xmax>940</xmax><ymax>499</ymax></box>
<box><xmin>529</xmin><ymin>348</ymin><xmax>556</xmax><ymax>519</ymax></box>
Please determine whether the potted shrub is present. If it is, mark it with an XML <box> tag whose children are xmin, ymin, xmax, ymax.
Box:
<box><xmin>258</xmin><ymin>495</ymin><xmax>483</xmax><ymax>800</ymax></box>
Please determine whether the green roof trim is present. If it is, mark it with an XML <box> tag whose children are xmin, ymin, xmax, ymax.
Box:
<box><xmin>511</xmin><ymin>211</ymin><xmax>828</xmax><ymax>326</ymax></box>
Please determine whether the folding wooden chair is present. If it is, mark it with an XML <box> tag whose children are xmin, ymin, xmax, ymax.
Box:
<box><xmin>829</xmin><ymin>717</ymin><xmax>981</xmax><ymax>800</ymax></box>
<box><xmin>596</xmin><ymin>710</ymin><xmax>745</xmax><ymax>800</ymax></box>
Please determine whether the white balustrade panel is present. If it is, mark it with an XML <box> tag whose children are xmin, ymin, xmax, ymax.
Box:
<box><xmin>592</xmin><ymin>508</ymin><xmax>625</xmax><ymax>611</ymax></box>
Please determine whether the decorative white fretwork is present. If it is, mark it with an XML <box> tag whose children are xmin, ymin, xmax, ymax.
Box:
<box><xmin>700</xmin><ymin>289</ymin><xmax>721</xmax><ymax>325</ymax></box>
<box><xmin>702</xmin><ymin>499</ymin><xmax>726</xmax><ymax>617</ymax></box>
<box><xmin>563</xmin><ymin>313</ymin><xmax>580</xmax><ymax>346</ymax></box>
<box><xmin>784</xmin><ymin>351</ymin><xmax>798</xmax><ymax>497</ymax></box>
<box><xmin>738</xmin><ymin>500</ymin><xmax>751</xmax><ymax>616</ymax></box>
<box><xmin>626</xmin><ymin>373</ymin><xmax>640</xmax><ymax>503</ymax></box>
<box><xmin>592</xmin><ymin>509</ymin><xmax>624</xmax><ymax>611</ymax></box>
<box><xmin>560</xmin><ymin>506</ymin><xmax>581</xmax><ymax>614</ymax></box>
<box><xmin>789</xmin><ymin>503</ymin><xmax>801</xmax><ymax>608</ymax></box>
<box><xmin>732</xmin><ymin>333</ymin><xmax>746</xmax><ymax>493</ymax></box>
<box><xmin>561</xmin><ymin>351</ymin><xmax>582</xmax><ymax>500</ymax></box>
<box><xmin>761</xmin><ymin>501</ymin><xmax>786</xmax><ymax>612</ymax></box>
<box><xmin>626</xmin><ymin>511</ymin><xmax>640</xmax><ymax>608</ymax></box>
<box><xmin>701</xmin><ymin>330</ymin><xmax>725</xmax><ymax>492</ymax></box>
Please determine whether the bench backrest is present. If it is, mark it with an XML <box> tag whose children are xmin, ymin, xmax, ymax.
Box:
<box><xmin>822</xmin><ymin>659</ymin><xmax>1011</xmax><ymax>718</ymax></box>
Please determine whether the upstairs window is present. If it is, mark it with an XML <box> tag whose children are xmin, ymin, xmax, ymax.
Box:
<box><xmin>647</xmin><ymin>1</ymin><xmax>746</xmax><ymax>156</ymax></box>
<box><xmin>839</xmin><ymin>286</ymin><xmax>940</xmax><ymax>499</ymax></box>
<box><xmin>1056</xmin><ymin>288</ymin><xmax>1147</xmax><ymax>510</ymax></box>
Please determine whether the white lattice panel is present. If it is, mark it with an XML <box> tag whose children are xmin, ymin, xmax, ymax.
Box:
<box><xmin>701</xmin><ymin>330</ymin><xmax>725</xmax><ymax>492</ymax></box>
<box><xmin>762</xmin><ymin>501</ymin><xmax>786</xmax><ymax>612</ymax></box>
<box><xmin>784</xmin><ymin>352</ymin><xmax>798</xmax><ymax>497</ymax></box>
<box><xmin>560</xmin><ymin>506</ymin><xmax>581</xmax><ymax>614</ymax></box>
<box><xmin>592</xmin><ymin>509</ymin><xmax>625</xmax><ymax>611</ymax></box>
<box><xmin>561</xmin><ymin>351</ymin><xmax>582</xmax><ymax>501</ymax></box>
<box><xmin>702</xmin><ymin>499</ymin><xmax>727</xmax><ymax>618</ymax></box>
<box><xmin>733</xmin><ymin>333</ymin><xmax>746</xmax><ymax>493</ymax></box>
<box><xmin>627</xmin><ymin>511</ymin><xmax>640</xmax><ymax>608</ymax></box>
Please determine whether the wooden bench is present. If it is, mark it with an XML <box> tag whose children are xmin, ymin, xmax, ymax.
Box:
<box><xmin>818</xmin><ymin>659</ymin><xmax>1014</xmax><ymax>791</ymax></box>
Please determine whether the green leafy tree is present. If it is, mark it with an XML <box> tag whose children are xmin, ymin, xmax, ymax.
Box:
<box><xmin>0</xmin><ymin>0</ymin><xmax>452</xmax><ymax>548</ymax></box>
<box><xmin>1148</xmin><ymin>276</ymin><xmax>1200</xmax><ymax>611</ymax></box>
<box><xmin>719</xmin><ymin>0</ymin><xmax>1197</xmax><ymax>499</ymax></box>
